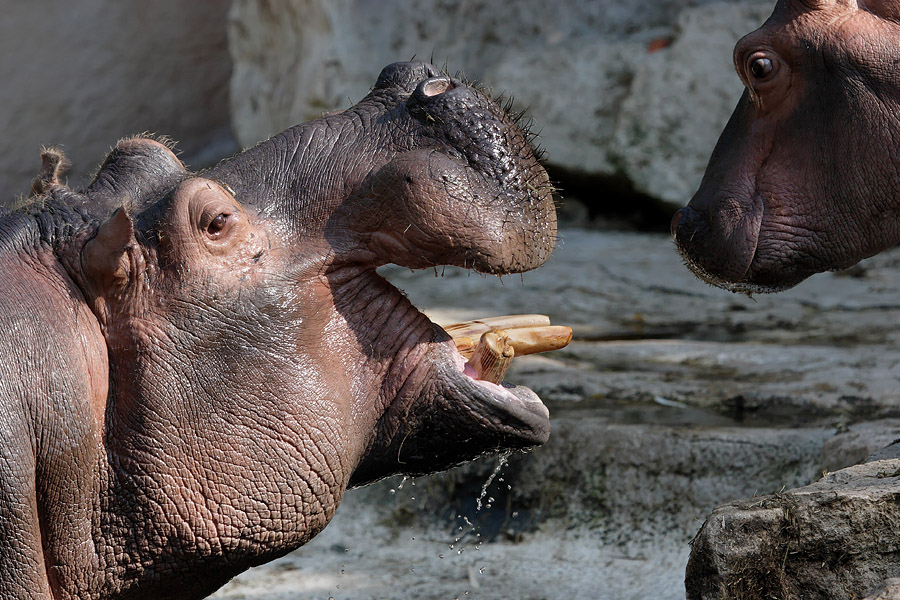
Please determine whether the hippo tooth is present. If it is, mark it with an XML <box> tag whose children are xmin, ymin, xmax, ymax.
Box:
<box><xmin>444</xmin><ymin>314</ymin><xmax>551</xmax><ymax>358</ymax></box>
<box><xmin>446</xmin><ymin>314</ymin><xmax>573</xmax><ymax>378</ymax></box>
<box><xmin>467</xmin><ymin>330</ymin><xmax>515</xmax><ymax>384</ymax></box>
<box><xmin>504</xmin><ymin>325</ymin><xmax>573</xmax><ymax>356</ymax></box>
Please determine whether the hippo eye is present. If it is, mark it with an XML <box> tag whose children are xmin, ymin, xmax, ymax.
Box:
<box><xmin>749</xmin><ymin>56</ymin><xmax>774</xmax><ymax>80</ymax></box>
<box><xmin>206</xmin><ymin>213</ymin><xmax>230</xmax><ymax>236</ymax></box>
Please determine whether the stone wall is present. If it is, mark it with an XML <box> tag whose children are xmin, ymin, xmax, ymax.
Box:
<box><xmin>227</xmin><ymin>0</ymin><xmax>773</xmax><ymax>208</ymax></box>
<box><xmin>0</xmin><ymin>1</ymin><xmax>234</xmax><ymax>198</ymax></box>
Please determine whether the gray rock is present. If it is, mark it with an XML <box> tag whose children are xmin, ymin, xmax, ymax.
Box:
<box><xmin>0</xmin><ymin>1</ymin><xmax>235</xmax><ymax>198</ymax></box>
<box><xmin>866</xmin><ymin>579</ymin><xmax>900</xmax><ymax>600</ymax></box>
<box><xmin>822</xmin><ymin>420</ymin><xmax>900</xmax><ymax>473</ymax></box>
<box><xmin>612</xmin><ymin>2</ymin><xmax>773</xmax><ymax>204</ymax></box>
<box><xmin>227</xmin><ymin>0</ymin><xmax>774</xmax><ymax>207</ymax></box>
<box><xmin>686</xmin><ymin>443</ymin><xmax>900</xmax><ymax>600</ymax></box>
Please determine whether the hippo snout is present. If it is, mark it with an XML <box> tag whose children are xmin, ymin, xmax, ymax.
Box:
<box><xmin>373</xmin><ymin>61</ymin><xmax>442</xmax><ymax>93</ymax></box>
<box><xmin>671</xmin><ymin>205</ymin><xmax>718</xmax><ymax>278</ymax></box>
<box><xmin>672</xmin><ymin>191</ymin><xmax>765</xmax><ymax>291</ymax></box>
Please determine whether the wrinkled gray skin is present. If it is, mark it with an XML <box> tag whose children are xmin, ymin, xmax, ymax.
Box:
<box><xmin>671</xmin><ymin>0</ymin><xmax>900</xmax><ymax>292</ymax></box>
<box><xmin>0</xmin><ymin>62</ymin><xmax>556</xmax><ymax>599</ymax></box>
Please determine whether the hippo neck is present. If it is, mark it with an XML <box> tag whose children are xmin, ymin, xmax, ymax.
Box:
<box><xmin>96</xmin><ymin>341</ymin><xmax>349</xmax><ymax>597</ymax></box>
<box><xmin>0</xmin><ymin>192</ymin><xmax>98</xmax><ymax>258</ymax></box>
<box><xmin>90</xmin><ymin>265</ymin><xmax>429</xmax><ymax>596</ymax></box>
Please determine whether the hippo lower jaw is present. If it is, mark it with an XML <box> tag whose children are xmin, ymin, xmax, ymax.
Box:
<box><xmin>421</xmin><ymin>311</ymin><xmax>553</xmax><ymax>443</ymax></box>
<box><xmin>447</xmin><ymin>332</ymin><xmax>551</xmax><ymax>427</ymax></box>
<box><xmin>344</xmin><ymin>269</ymin><xmax>556</xmax><ymax>487</ymax></box>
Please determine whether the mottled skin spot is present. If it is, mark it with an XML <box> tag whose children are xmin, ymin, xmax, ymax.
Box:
<box><xmin>0</xmin><ymin>62</ymin><xmax>556</xmax><ymax>599</ymax></box>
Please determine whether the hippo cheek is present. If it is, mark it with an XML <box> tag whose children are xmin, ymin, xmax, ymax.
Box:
<box><xmin>672</xmin><ymin>192</ymin><xmax>765</xmax><ymax>291</ymax></box>
<box><xmin>744</xmin><ymin>197</ymin><xmax>889</xmax><ymax>290</ymax></box>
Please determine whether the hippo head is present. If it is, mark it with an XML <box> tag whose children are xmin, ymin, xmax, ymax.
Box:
<box><xmin>50</xmin><ymin>61</ymin><xmax>555</xmax><ymax>592</ymax></box>
<box><xmin>671</xmin><ymin>0</ymin><xmax>900</xmax><ymax>292</ymax></box>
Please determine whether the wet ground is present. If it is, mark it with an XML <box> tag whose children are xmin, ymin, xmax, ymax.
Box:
<box><xmin>213</xmin><ymin>229</ymin><xmax>900</xmax><ymax>600</ymax></box>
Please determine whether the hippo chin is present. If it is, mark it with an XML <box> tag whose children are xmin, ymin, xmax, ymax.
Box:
<box><xmin>0</xmin><ymin>62</ymin><xmax>557</xmax><ymax>599</ymax></box>
<box><xmin>672</xmin><ymin>0</ymin><xmax>900</xmax><ymax>293</ymax></box>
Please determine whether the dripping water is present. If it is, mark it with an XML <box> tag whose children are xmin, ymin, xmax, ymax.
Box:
<box><xmin>476</xmin><ymin>451</ymin><xmax>510</xmax><ymax>511</ymax></box>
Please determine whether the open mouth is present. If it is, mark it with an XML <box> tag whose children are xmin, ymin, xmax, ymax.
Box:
<box><xmin>432</xmin><ymin>313</ymin><xmax>572</xmax><ymax>441</ymax></box>
<box><xmin>444</xmin><ymin>314</ymin><xmax>571</xmax><ymax>388</ymax></box>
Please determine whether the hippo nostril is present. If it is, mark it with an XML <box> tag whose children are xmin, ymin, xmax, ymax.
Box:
<box><xmin>421</xmin><ymin>78</ymin><xmax>455</xmax><ymax>97</ymax></box>
<box><xmin>671</xmin><ymin>206</ymin><xmax>701</xmax><ymax>238</ymax></box>
<box><xmin>671</xmin><ymin>207</ymin><xmax>688</xmax><ymax>237</ymax></box>
<box><xmin>414</xmin><ymin>77</ymin><xmax>455</xmax><ymax>100</ymax></box>
<box><xmin>374</xmin><ymin>62</ymin><xmax>442</xmax><ymax>92</ymax></box>
<box><xmin>407</xmin><ymin>76</ymin><xmax>459</xmax><ymax>122</ymax></box>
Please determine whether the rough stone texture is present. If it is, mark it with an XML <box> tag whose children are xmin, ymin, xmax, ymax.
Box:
<box><xmin>0</xmin><ymin>1</ymin><xmax>235</xmax><ymax>198</ymax></box>
<box><xmin>686</xmin><ymin>443</ymin><xmax>900</xmax><ymax>600</ymax></box>
<box><xmin>823</xmin><ymin>420</ymin><xmax>900</xmax><ymax>473</ymax></box>
<box><xmin>866</xmin><ymin>579</ymin><xmax>900</xmax><ymax>600</ymax></box>
<box><xmin>213</xmin><ymin>229</ymin><xmax>900</xmax><ymax>599</ymax></box>
<box><xmin>227</xmin><ymin>0</ymin><xmax>774</xmax><ymax>207</ymax></box>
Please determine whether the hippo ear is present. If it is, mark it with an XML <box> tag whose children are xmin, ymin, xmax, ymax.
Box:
<box><xmin>81</xmin><ymin>208</ymin><xmax>138</xmax><ymax>292</ymax></box>
<box><xmin>29</xmin><ymin>147</ymin><xmax>71</xmax><ymax>198</ymax></box>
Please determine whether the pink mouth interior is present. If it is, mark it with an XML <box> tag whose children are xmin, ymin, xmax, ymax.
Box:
<box><xmin>450</xmin><ymin>341</ymin><xmax>549</xmax><ymax>419</ymax></box>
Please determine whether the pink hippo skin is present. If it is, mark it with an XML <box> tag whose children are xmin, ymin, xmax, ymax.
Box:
<box><xmin>672</xmin><ymin>0</ymin><xmax>900</xmax><ymax>293</ymax></box>
<box><xmin>0</xmin><ymin>62</ymin><xmax>556</xmax><ymax>599</ymax></box>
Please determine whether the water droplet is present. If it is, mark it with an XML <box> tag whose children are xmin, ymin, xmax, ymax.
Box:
<box><xmin>476</xmin><ymin>453</ymin><xmax>509</xmax><ymax>511</ymax></box>
<box><xmin>479</xmin><ymin>567</ymin><xmax>486</xmax><ymax>574</ymax></box>
<box><xmin>512</xmin><ymin>511</ymin><xmax>519</xmax><ymax>518</ymax></box>
<box><xmin>389</xmin><ymin>489</ymin><xmax>396</xmax><ymax>495</ymax></box>
<box><xmin>439</xmin><ymin>554</ymin><xmax>444</xmax><ymax>559</ymax></box>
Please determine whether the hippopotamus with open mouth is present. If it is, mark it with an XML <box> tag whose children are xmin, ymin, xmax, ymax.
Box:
<box><xmin>671</xmin><ymin>0</ymin><xmax>900</xmax><ymax>293</ymax></box>
<box><xmin>0</xmin><ymin>61</ymin><xmax>564</xmax><ymax>599</ymax></box>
